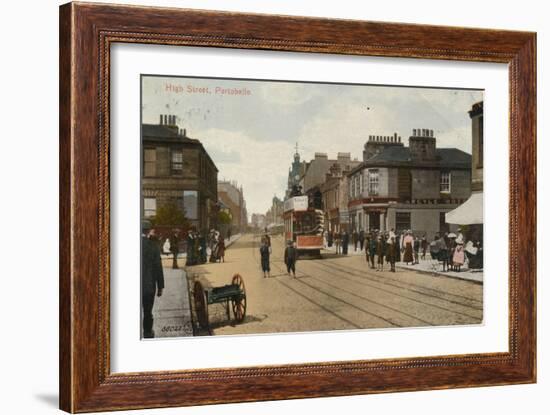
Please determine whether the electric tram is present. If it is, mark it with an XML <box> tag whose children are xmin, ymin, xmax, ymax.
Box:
<box><xmin>283</xmin><ymin>194</ymin><xmax>325</xmax><ymax>257</ymax></box>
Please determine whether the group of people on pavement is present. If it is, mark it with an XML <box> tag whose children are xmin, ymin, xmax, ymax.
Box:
<box><xmin>363</xmin><ymin>229</ymin><xmax>424</xmax><ymax>272</ymax></box>
<box><xmin>182</xmin><ymin>228</ymin><xmax>227</xmax><ymax>266</ymax></box>
<box><xmin>326</xmin><ymin>227</ymin><xmax>482</xmax><ymax>273</ymax></box>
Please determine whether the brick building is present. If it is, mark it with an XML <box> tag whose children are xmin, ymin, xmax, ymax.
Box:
<box><xmin>218</xmin><ymin>180</ymin><xmax>248</xmax><ymax>233</ymax></box>
<box><xmin>347</xmin><ymin>129</ymin><xmax>472</xmax><ymax>239</ymax></box>
<box><xmin>141</xmin><ymin>114</ymin><xmax>218</xmax><ymax>232</ymax></box>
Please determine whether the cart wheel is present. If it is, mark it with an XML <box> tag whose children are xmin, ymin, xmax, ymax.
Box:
<box><xmin>193</xmin><ymin>280</ymin><xmax>209</xmax><ymax>329</ymax></box>
<box><xmin>231</xmin><ymin>274</ymin><xmax>247</xmax><ymax>323</ymax></box>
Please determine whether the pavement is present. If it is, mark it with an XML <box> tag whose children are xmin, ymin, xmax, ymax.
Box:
<box><xmin>151</xmin><ymin>267</ymin><xmax>194</xmax><ymax>338</ymax></box>
<box><xmin>321</xmin><ymin>243</ymin><xmax>483</xmax><ymax>283</ymax></box>
<box><xmin>396</xmin><ymin>259</ymin><xmax>483</xmax><ymax>284</ymax></box>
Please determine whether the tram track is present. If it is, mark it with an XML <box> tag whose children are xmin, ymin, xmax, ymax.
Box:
<box><xmin>322</xmin><ymin>258</ymin><xmax>483</xmax><ymax>306</ymax></box>
<box><xmin>251</xmin><ymin>235</ymin><xmax>407</xmax><ymax>328</ymax></box>
<box><xmin>312</xmin><ymin>260</ymin><xmax>483</xmax><ymax>317</ymax></box>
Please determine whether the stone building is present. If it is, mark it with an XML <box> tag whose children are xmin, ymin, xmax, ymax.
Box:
<box><xmin>265</xmin><ymin>195</ymin><xmax>284</xmax><ymax>228</ymax></box>
<box><xmin>301</xmin><ymin>152</ymin><xmax>360</xmax><ymax>193</ymax></box>
<box><xmin>347</xmin><ymin>129</ymin><xmax>472</xmax><ymax>239</ymax></box>
<box><xmin>141</xmin><ymin>114</ymin><xmax>218</xmax><ymax>232</ymax></box>
<box><xmin>319</xmin><ymin>163</ymin><xmax>353</xmax><ymax>233</ymax></box>
<box><xmin>218</xmin><ymin>180</ymin><xmax>248</xmax><ymax>233</ymax></box>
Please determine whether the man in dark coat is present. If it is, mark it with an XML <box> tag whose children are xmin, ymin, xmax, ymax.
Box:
<box><xmin>141</xmin><ymin>221</ymin><xmax>164</xmax><ymax>339</ymax></box>
<box><xmin>342</xmin><ymin>231</ymin><xmax>349</xmax><ymax>255</ymax></box>
<box><xmin>260</xmin><ymin>241</ymin><xmax>271</xmax><ymax>278</ymax></box>
<box><xmin>359</xmin><ymin>229</ymin><xmax>365</xmax><ymax>251</ymax></box>
<box><xmin>169</xmin><ymin>229</ymin><xmax>180</xmax><ymax>269</ymax></box>
<box><xmin>284</xmin><ymin>241</ymin><xmax>298</xmax><ymax>277</ymax></box>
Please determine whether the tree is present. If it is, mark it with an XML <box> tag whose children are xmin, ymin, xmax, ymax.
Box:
<box><xmin>151</xmin><ymin>202</ymin><xmax>189</xmax><ymax>227</ymax></box>
<box><xmin>217</xmin><ymin>210</ymin><xmax>232</xmax><ymax>225</ymax></box>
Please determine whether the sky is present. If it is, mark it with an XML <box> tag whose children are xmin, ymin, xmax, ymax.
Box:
<box><xmin>142</xmin><ymin>75</ymin><xmax>483</xmax><ymax>216</ymax></box>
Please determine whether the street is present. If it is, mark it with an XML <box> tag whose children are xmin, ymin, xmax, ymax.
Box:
<box><xmin>183</xmin><ymin>233</ymin><xmax>483</xmax><ymax>336</ymax></box>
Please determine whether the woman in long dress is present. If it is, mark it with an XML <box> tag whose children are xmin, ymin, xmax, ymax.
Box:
<box><xmin>402</xmin><ymin>231</ymin><xmax>414</xmax><ymax>264</ymax></box>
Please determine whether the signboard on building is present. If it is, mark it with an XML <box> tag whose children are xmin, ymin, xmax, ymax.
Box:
<box><xmin>284</xmin><ymin>196</ymin><xmax>308</xmax><ymax>212</ymax></box>
<box><xmin>339</xmin><ymin>210</ymin><xmax>350</xmax><ymax>223</ymax></box>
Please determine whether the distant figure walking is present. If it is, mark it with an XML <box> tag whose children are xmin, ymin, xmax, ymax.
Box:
<box><xmin>359</xmin><ymin>229</ymin><xmax>365</xmax><ymax>251</ymax></box>
<box><xmin>387</xmin><ymin>236</ymin><xmax>398</xmax><ymax>272</ymax></box>
<box><xmin>169</xmin><ymin>230</ymin><xmax>180</xmax><ymax>269</ymax></box>
<box><xmin>368</xmin><ymin>233</ymin><xmax>377</xmax><ymax>269</ymax></box>
<box><xmin>421</xmin><ymin>234</ymin><xmax>428</xmax><ymax>260</ymax></box>
<box><xmin>259</xmin><ymin>240</ymin><xmax>270</xmax><ymax>278</ymax></box>
<box><xmin>352</xmin><ymin>230</ymin><xmax>358</xmax><ymax>251</ymax></box>
<box><xmin>342</xmin><ymin>231</ymin><xmax>349</xmax><ymax>255</ymax></box>
<box><xmin>217</xmin><ymin>237</ymin><xmax>225</xmax><ymax>263</ymax></box>
<box><xmin>376</xmin><ymin>234</ymin><xmax>386</xmax><ymax>271</ymax></box>
<box><xmin>284</xmin><ymin>241</ymin><xmax>298</xmax><ymax>277</ymax></box>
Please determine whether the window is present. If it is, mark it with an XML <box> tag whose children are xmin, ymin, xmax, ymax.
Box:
<box><xmin>171</xmin><ymin>149</ymin><xmax>183</xmax><ymax>175</ymax></box>
<box><xmin>143</xmin><ymin>197</ymin><xmax>156</xmax><ymax>217</ymax></box>
<box><xmin>144</xmin><ymin>148</ymin><xmax>156</xmax><ymax>177</ymax></box>
<box><xmin>183</xmin><ymin>190</ymin><xmax>198</xmax><ymax>220</ymax></box>
<box><xmin>440</xmin><ymin>171</ymin><xmax>451</xmax><ymax>193</ymax></box>
<box><xmin>368</xmin><ymin>169</ymin><xmax>379</xmax><ymax>196</ymax></box>
<box><xmin>395</xmin><ymin>212</ymin><xmax>411</xmax><ymax>233</ymax></box>
<box><xmin>355</xmin><ymin>175</ymin><xmax>360</xmax><ymax>198</ymax></box>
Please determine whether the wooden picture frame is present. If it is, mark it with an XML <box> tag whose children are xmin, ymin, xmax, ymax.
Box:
<box><xmin>59</xmin><ymin>2</ymin><xmax>536</xmax><ymax>412</ymax></box>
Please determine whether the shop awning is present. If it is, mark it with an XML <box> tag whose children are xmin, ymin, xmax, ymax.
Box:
<box><xmin>445</xmin><ymin>192</ymin><xmax>483</xmax><ymax>225</ymax></box>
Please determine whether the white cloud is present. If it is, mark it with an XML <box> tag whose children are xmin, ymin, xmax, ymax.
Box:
<box><xmin>194</xmin><ymin>128</ymin><xmax>292</xmax><ymax>215</ymax></box>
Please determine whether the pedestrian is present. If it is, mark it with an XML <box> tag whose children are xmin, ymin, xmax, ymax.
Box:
<box><xmin>359</xmin><ymin>229</ymin><xmax>365</xmax><ymax>251</ymax></box>
<box><xmin>387</xmin><ymin>236</ymin><xmax>397</xmax><ymax>272</ymax></box>
<box><xmin>376</xmin><ymin>234</ymin><xmax>386</xmax><ymax>271</ymax></box>
<box><xmin>284</xmin><ymin>241</ymin><xmax>298</xmax><ymax>277</ymax></box>
<box><xmin>327</xmin><ymin>230</ymin><xmax>333</xmax><ymax>248</ymax></box>
<box><xmin>421</xmin><ymin>234</ymin><xmax>428</xmax><ymax>260</ymax></box>
<box><xmin>413</xmin><ymin>236</ymin><xmax>420</xmax><ymax>264</ymax></box>
<box><xmin>438</xmin><ymin>234</ymin><xmax>450</xmax><ymax>272</ymax></box>
<box><xmin>342</xmin><ymin>230</ymin><xmax>349</xmax><ymax>255</ymax></box>
<box><xmin>260</xmin><ymin>240</ymin><xmax>270</xmax><ymax>278</ymax></box>
<box><xmin>403</xmin><ymin>230</ymin><xmax>414</xmax><ymax>265</ymax></box>
<box><xmin>335</xmin><ymin>231</ymin><xmax>341</xmax><ymax>254</ymax></box>
<box><xmin>452</xmin><ymin>242</ymin><xmax>465</xmax><ymax>271</ymax></box>
<box><xmin>264</xmin><ymin>233</ymin><xmax>272</xmax><ymax>251</ymax></box>
<box><xmin>368</xmin><ymin>233</ymin><xmax>377</xmax><ymax>269</ymax></box>
<box><xmin>352</xmin><ymin>229</ymin><xmax>358</xmax><ymax>251</ymax></box>
<box><xmin>198</xmin><ymin>232</ymin><xmax>207</xmax><ymax>264</ymax></box>
<box><xmin>217</xmin><ymin>236</ymin><xmax>225</xmax><ymax>263</ymax></box>
<box><xmin>185</xmin><ymin>230</ymin><xmax>196</xmax><ymax>266</ymax></box>
<box><xmin>141</xmin><ymin>220</ymin><xmax>164</xmax><ymax>339</ymax></box>
<box><xmin>169</xmin><ymin>229</ymin><xmax>180</xmax><ymax>269</ymax></box>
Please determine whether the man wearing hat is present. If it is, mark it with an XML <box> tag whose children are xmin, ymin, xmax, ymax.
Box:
<box><xmin>141</xmin><ymin>220</ymin><xmax>164</xmax><ymax>338</ymax></box>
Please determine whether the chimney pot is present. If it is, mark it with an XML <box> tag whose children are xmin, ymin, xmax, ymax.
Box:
<box><xmin>413</xmin><ymin>129</ymin><xmax>416</xmax><ymax>136</ymax></box>
<box><xmin>159</xmin><ymin>115</ymin><xmax>163</xmax><ymax>125</ymax></box>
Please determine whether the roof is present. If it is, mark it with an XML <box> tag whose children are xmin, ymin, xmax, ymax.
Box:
<box><xmin>141</xmin><ymin>123</ymin><xmax>218</xmax><ymax>172</ymax></box>
<box><xmin>355</xmin><ymin>146</ymin><xmax>472</xmax><ymax>170</ymax></box>
<box><xmin>142</xmin><ymin>124</ymin><xmax>201</xmax><ymax>144</ymax></box>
